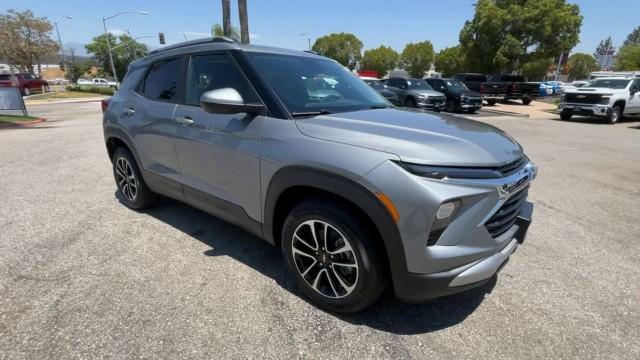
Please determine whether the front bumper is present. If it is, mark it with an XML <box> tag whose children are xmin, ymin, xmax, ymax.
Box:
<box><xmin>559</xmin><ymin>102</ymin><xmax>610</xmax><ymax>117</ymax></box>
<box><xmin>362</xmin><ymin>159</ymin><xmax>537</xmax><ymax>302</ymax></box>
<box><xmin>417</xmin><ymin>99</ymin><xmax>444</xmax><ymax>110</ymax></box>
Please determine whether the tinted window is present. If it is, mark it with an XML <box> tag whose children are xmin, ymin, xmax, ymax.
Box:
<box><xmin>584</xmin><ymin>79</ymin><xmax>631</xmax><ymax>89</ymax></box>
<box><xmin>185</xmin><ymin>53</ymin><xmax>259</xmax><ymax>106</ymax></box>
<box><xmin>143</xmin><ymin>58</ymin><xmax>181</xmax><ymax>101</ymax></box>
<box><xmin>0</xmin><ymin>75</ymin><xmax>10</xmax><ymax>80</ymax></box>
<box><xmin>406</xmin><ymin>79</ymin><xmax>432</xmax><ymax>90</ymax></box>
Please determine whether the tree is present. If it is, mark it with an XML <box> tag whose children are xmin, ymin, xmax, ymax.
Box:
<box><xmin>623</xmin><ymin>26</ymin><xmax>640</xmax><ymax>47</ymax></box>
<box><xmin>434</xmin><ymin>46</ymin><xmax>465</xmax><ymax>76</ymax></box>
<box><xmin>66</xmin><ymin>48</ymin><xmax>92</xmax><ymax>83</ymax></box>
<box><xmin>85</xmin><ymin>33</ymin><xmax>148</xmax><ymax>80</ymax></box>
<box><xmin>567</xmin><ymin>53</ymin><xmax>596</xmax><ymax>80</ymax></box>
<box><xmin>361</xmin><ymin>46</ymin><xmax>399</xmax><ymax>78</ymax></box>
<box><xmin>221</xmin><ymin>0</ymin><xmax>231</xmax><ymax>38</ymax></box>
<box><xmin>212</xmin><ymin>23</ymin><xmax>240</xmax><ymax>41</ymax></box>
<box><xmin>594</xmin><ymin>36</ymin><xmax>614</xmax><ymax>58</ymax></box>
<box><xmin>459</xmin><ymin>0</ymin><xmax>582</xmax><ymax>74</ymax></box>
<box><xmin>615</xmin><ymin>45</ymin><xmax>640</xmax><ymax>71</ymax></box>
<box><xmin>237</xmin><ymin>0</ymin><xmax>249</xmax><ymax>44</ymax></box>
<box><xmin>401</xmin><ymin>41</ymin><xmax>435</xmax><ymax>78</ymax></box>
<box><xmin>0</xmin><ymin>9</ymin><xmax>59</xmax><ymax>75</ymax></box>
<box><xmin>312</xmin><ymin>33</ymin><xmax>363</xmax><ymax>70</ymax></box>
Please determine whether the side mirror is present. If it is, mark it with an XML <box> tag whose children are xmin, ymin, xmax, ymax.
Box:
<box><xmin>630</xmin><ymin>86</ymin><xmax>638</xmax><ymax>94</ymax></box>
<box><xmin>200</xmin><ymin>88</ymin><xmax>265</xmax><ymax>115</ymax></box>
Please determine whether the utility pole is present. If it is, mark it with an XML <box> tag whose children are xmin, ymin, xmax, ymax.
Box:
<box><xmin>554</xmin><ymin>52</ymin><xmax>564</xmax><ymax>82</ymax></box>
<box><xmin>601</xmin><ymin>40</ymin><xmax>612</xmax><ymax>71</ymax></box>
<box><xmin>102</xmin><ymin>11</ymin><xmax>148</xmax><ymax>84</ymax></box>
<box><xmin>300</xmin><ymin>33</ymin><xmax>311</xmax><ymax>50</ymax></box>
<box><xmin>54</xmin><ymin>16</ymin><xmax>72</xmax><ymax>79</ymax></box>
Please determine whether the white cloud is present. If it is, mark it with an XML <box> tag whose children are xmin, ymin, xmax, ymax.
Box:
<box><xmin>108</xmin><ymin>29</ymin><xmax>128</xmax><ymax>36</ymax></box>
<box><xmin>250</xmin><ymin>33</ymin><xmax>260</xmax><ymax>39</ymax></box>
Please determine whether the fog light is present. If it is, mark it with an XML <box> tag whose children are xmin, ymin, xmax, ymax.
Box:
<box><xmin>436</xmin><ymin>202</ymin><xmax>457</xmax><ymax>220</ymax></box>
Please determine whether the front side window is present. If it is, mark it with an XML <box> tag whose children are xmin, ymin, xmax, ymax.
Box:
<box><xmin>247</xmin><ymin>52</ymin><xmax>389</xmax><ymax>114</ymax></box>
<box><xmin>406</xmin><ymin>79</ymin><xmax>433</xmax><ymax>90</ymax></box>
<box><xmin>143</xmin><ymin>58</ymin><xmax>181</xmax><ymax>101</ymax></box>
<box><xmin>185</xmin><ymin>53</ymin><xmax>259</xmax><ymax>106</ymax></box>
<box><xmin>445</xmin><ymin>79</ymin><xmax>469</xmax><ymax>91</ymax></box>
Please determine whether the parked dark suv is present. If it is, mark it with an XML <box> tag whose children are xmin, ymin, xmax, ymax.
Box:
<box><xmin>425</xmin><ymin>78</ymin><xmax>483</xmax><ymax>113</ymax></box>
<box><xmin>103</xmin><ymin>37</ymin><xmax>537</xmax><ymax>313</ymax></box>
<box><xmin>384</xmin><ymin>77</ymin><xmax>445</xmax><ymax>111</ymax></box>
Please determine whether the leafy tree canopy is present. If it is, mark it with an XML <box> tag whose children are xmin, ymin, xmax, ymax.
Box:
<box><xmin>401</xmin><ymin>41</ymin><xmax>435</xmax><ymax>78</ymax></box>
<box><xmin>212</xmin><ymin>23</ymin><xmax>240</xmax><ymax>42</ymax></box>
<box><xmin>460</xmin><ymin>0</ymin><xmax>582</xmax><ymax>74</ymax></box>
<box><xmin>614</xmin><ymin>45</ymin><xmax>640</xmax><ymax>71</ymax></box>
<box><xmin>0</xmin><ymin>9</ymin><xmax>59</xmax><ymax>74</ymax></box>
<box><xmin>594</xmin><ymin>36</ymin><xmax>614</xmax><ymax>58</ymax></box>
<box><xmin>312</xmin><ymin>33</ymin><xmax>363</xmax><ymax>70</ymax></box>
<box><xmin>361</xmin><ymin>46</ymin><xmax>399</xmax><ymax>78</ymax></box>
<box><xmin>434</xmin><ymin>46</ymin><xmax>465</xmax><ymax>76</ymax></box>
<box><xmin>623</xmin><ymin>26</ymin><xmax>640</xmax><ymax>47</ymax></box>
<box><xmin>85</xmin><ymin>33</ymin><xmax>148</xmax><ymax>80</ymax></box>
<box><xmin>567</xmin><ymin>53</ymin><xmax>596</xmax><ymax>80</ymax></box>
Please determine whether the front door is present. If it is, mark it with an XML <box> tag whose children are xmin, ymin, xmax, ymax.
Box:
<box><xmin>627</xmin><ymin>79</ymin><xmax>640</xmax><ymax>114</ymax></box>
<box><xmin>172</xmin><ymin>52</ymin><xmax>264</xmax><ymax>223</ymax></box>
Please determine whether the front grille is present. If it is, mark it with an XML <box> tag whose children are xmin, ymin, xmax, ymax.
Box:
<box><xmin>485</xmin><ymin>186</ymin><xmax>529</xmax><ymax>238</ymax></box>
<box><xmin>497</xmin><ymin>156</ymin><xmax>527</xmax><ymax>177</ymax></box>
<box><xmin>565</xmin><ymin>93</ymin><xmax>601</xmax><ymax>104</ymax></box>
<box><xmin>463</xmin><ymin>97</ymin><xmax>482</xmax><ymax>105</ymax></box>
<box><xmin>426</xmin><ymin>96</ymin><xmax>445</xmax><ymax>104</ymax></box>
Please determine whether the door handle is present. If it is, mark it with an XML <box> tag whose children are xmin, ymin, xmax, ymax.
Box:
<box><xmin>123</xmin><ymin>107</ymin><xmax>135</xmax><ymax>116</ymax></box>
<box><xmin>175</xmin><ymin>116</ymin><xmax>195</xmax><ymax>126</ymax></box>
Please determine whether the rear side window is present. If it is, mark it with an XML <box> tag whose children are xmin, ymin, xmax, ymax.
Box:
<box><xmin>142</xmin><ymin>58</ymin><xmax>181</xmax><ymax>102</ymax></box>
<box><xmin>0</xmin><ymin>74</ymin><xmax>10</xmax><ymax>80</ymax></box>
<box><xmin>185</xmin><ymin>53</ymin><xmax>259</xmax><ymax>106</ymax></box>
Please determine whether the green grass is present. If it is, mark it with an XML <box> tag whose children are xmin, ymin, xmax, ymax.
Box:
<box><xmin>0</xmin><ymin>114</ymin><xmax>40</xmax><ymax>123</ymax></box>
<box><xmin>26</xmin><ymin>91</ymin><xmax>105</xmax><ymax>101</ymax></box>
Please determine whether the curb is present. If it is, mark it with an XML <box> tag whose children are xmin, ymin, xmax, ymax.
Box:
<box><xmin>25</xmin><ymin>98</ymin><xmax>106</xmax><ymax>105</ymax></box>
<box><xmin>0</xmin><ymin>117</ymin><xmax>46</xmax><ymax>129</ymax></box>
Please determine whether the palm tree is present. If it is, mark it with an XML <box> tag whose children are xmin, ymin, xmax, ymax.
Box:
<box><xmin>221</xmin><ymin>0</ymin><xmax>231</xmax><ymax>37</ymax></box>
<box><xmin>211</xmin><ymin>23</ymin><xmax>240</xmax><ymax>42</ymax></box>
<box><xmin>238</xmin><ymin>0</ymin><xmax>249</xmax><ymax>44</ymax></box>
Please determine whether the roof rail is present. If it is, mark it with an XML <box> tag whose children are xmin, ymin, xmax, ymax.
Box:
<box><xmin>303</xmin><ymin>50</ymin><xmax>319</xmax><ymax>55</ymax></box>
<box><xmin>149</xmin><ymin>36</ymin><xmax>237</xmax><ymax>55</ymax></box>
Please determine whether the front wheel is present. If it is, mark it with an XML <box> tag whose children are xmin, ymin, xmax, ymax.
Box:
<box><xmin>404</xmin><ymin>97</ymin><xmax>416</xmax><ymax>108</ymax></box>
<box><xmin>281</xmin><ymin>199</ymin><xmax>386</xmax><ymax>313</ymax></box>
<box><xmin>23</xmin><ymin>88</ymin><xmax>31</xmax><ymax>96</ymax></box>
<box><xmin>445</xmin><ymin>100</ymin><xmax>456</xmax><ymax>112</ymax></box>
<box><xmin>560</xmin><ymin>110</ymin><xmax>573</xmax><ymax>121</ymax></box>
<box><xmin>486</xmin><ymin>99</ymin><xmax>497</xmax><ymax>106</ymax></box>
<box><xmin>522</xmin><ymin>98</ymin><xmax>532</xmax><ymax>105</ymax></box>
<box><xmin>607</xmin><ymin>106</ymin><xmax>622</xmax><ymax>124</ymax></box>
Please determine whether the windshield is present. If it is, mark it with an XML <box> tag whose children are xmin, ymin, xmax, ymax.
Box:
<box><xmin>406</xmin><ymin>79</ymin><xmax>432</xmax><ymax>90</ymax></box>
<box><xmin>445</xmin><ymin>79</ymin><xmax>469</xmax><ymax>91</ymax></box>
<box><xmin>364</xmin><ymin>79</ymin><xmax>384</xmax><ymax>89</ymax></box>
<box><xmin>584</xmin><ymin>79</ymin><xmax>631</xmax><ymax>89</ymax></box>
<box><xmin>247</xmin><ymin>53</ymin><xmax>389</xmax><ymax>114</ymax></box>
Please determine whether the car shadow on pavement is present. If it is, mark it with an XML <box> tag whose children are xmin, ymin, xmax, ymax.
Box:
<box><xmin>554</xmin><ymin>116</ymin><xmax>640</xmax><ymax>125</ymax></box>
<box><xmin>133</xmin><ymin>195</ymin><xmax>494</xmax><ymax>335</ymax></box>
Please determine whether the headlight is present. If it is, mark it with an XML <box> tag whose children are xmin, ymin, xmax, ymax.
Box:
<box><xmin>418</xmin><ymin>94</ymin><xmax>427</xmax><ymax>99</ymax></box>
<box><xmin>395</xmin><ymin>161</ymin><xmax>503</xmax><ymax>179</ymax></box>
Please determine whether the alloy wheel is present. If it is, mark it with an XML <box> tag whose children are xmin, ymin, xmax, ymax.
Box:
<box><xmin>291</xmin><ymin>220</ymin><xmax>359</xmax><ymax>299</ymax></box>
<box><xmin>115</xmin><ymin>157</ymin><xmax>138</xmax><ymax>201</ymax></box>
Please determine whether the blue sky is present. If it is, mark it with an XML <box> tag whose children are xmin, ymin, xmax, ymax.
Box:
<box><xmin>3</xmin><ymin>0</ymin><xmax>639</xmax><ymax>56</ymax></box>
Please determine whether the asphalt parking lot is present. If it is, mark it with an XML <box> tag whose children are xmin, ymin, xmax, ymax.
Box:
<box><xmin>1</xmin><ymin>101</ymin><xmax>639</xmax><ymax>359</ymax></box>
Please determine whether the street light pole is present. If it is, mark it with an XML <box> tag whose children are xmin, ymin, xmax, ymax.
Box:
<box><xmin>101</xmin><ymin>11</ymin><xmax>148</xmax><ymax>84</ymax></box>
<box><xmin>299</xmin><ymin>33</ymin><xmax>311</xmax><ymax>50</ymax></box>
<box><xmin>54</xmin><ymin>16</ymin><xmax>72</xmax><ymax>80</ymax></box>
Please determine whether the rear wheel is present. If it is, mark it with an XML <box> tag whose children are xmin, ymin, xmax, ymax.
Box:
<box><xmin>560</xmin><ymin>110</ymin><xmax>573</xmax><ymax>121</ymax></box>
<box><xmin>281</xmin><ymin>199</ymin><xmax>386</xmax><ymax>313</ymax></box>
<box><xmin>23</xmin><ymin>88</ymin><xmax>31</xmax><ymax>96</ymax></box>
<box><xmin>112</xmin><ymin>147</ymin><xmax>157</xmax><ymax>209</ymax></box>
<box><xmin>607</xmin><ymin>105</ymin><xmax>622</xmax><ymax>124</ymax></box>
<box><xmin>486</xmin><ymin>99</ymin><xmax>497</xmax><ymax>106</ymax></box>
<box><xmin>522</xmin><ymin>98</ymin><xmax>532</xmax><ymax>105</ymax></box>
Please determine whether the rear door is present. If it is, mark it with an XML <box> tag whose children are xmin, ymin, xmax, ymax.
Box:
<box><xmin>172</xmin><ymin>52</ymin><xmax>264</xmax><ymax>222</ymax></box>
<box><xmin>124</xmin><ymin>57</ymin><xmax>184</xmax><ymax>194</ymax></box>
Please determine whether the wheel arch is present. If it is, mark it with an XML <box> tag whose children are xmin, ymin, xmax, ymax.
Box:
<box><xmin>104</xmin><ymin>124</ymin><xmax>143</xmax><ymax>166</ymax></box>
<box><xmin>612</xmin><ymin>99</ymin><xmax>626</xmax><ymax>112</ymax></box>
<box><xmin>263</xmin><ymin>166</ymin><xmax>408</xmax><ymax>292</ymax></box>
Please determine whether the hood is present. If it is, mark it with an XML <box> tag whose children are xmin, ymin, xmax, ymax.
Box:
<box><xmin>296</xmin><ymin>108</ymin><xmax>522</xmax><ymax>166</ymax></box>
<box><xmin>378</xmin><ymin>89</ymin><xmax>397</xmax><ymax>98</ymax></box>
<box><xmin>408</xmin><ymin>89</ymin><xmax>445</xmax><ymax>97</ymax></box>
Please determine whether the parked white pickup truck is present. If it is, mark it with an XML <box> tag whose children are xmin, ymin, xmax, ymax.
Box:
<box><xmin>559</xmin><ymin>77</ymin><xmax>640</xmax><ymax>123</ymax></box>
<box><xmin>77</xmin><ymin>78</ymin><xmax>118</xmax><ymax>89</ymax></box>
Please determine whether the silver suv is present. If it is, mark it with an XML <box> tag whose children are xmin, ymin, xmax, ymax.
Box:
<box><xmin>103</xmin><ymin>38</ymin><xmax>537</xmax><ymax>313</ymax></box>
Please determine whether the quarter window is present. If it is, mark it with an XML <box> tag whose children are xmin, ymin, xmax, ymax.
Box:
<box><xmin>185</xmin><ymin>53</ymin><xmax>258</xmax><ymax>106</ymax></box>
<box><xmin>143</xmin><ymin>58</ymin><xmax>182</xmax><ymax>102</ymax></box>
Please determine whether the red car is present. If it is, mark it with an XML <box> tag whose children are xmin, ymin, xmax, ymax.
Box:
<box><xmin>0</xmin><ymin>73</ymin><xmax>50</xmax><ymax>96</ymax></box>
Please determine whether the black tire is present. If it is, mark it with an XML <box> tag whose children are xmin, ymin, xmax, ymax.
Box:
<box><xmin>486</xmin><ymin>99</ymin><xmax>497</xmax><ymax>106</ymax></box>
<box><xmin>522</xmin><ymin>98</ymin><xmax>532</xmax><ymax>105</ymax></box>
<box><xmin>281</xmin><ymin>198</ymin><xmax>386</xmax><ymax>313</ymax></box>
<box><xmin>445</xmin><ymin>100</ymin><xmax>456</xmax><ymax>112</ymax></box>
<box><xmin>607</xmin><ymin>105</ymin><xmax>622</xmax><ymax>124</ymax></box>
<box><xmin>560</xmin><ymin>110</ymin><xmax>572</xmax><ymax>121</ymax></box>
<box><xmin>112</xmin><ymin>147</ymin><xmax>157</xmax><ymax>209</ymax></box>
<box><xmin>404</xmin><ymin>97</ymin><xmax>416</xmax><ymax>108</ymax></box>
<box><xmin>23</xmin><ymin>88</ymin><xmax>31</xmax><ymax>96</ymax></box>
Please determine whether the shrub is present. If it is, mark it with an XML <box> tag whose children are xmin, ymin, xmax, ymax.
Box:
<box><xmin>65</xmin><ymin>85</ymin><xmax>115</xmax><ymax>96</ymax></box>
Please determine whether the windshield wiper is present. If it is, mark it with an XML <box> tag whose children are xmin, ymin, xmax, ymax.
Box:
<box><xmin>369</xmin><ymin>105</ymin><xmax>392</xmax><ymax>109</ymax></box>
<box><xmin>290</xmin><ymin>110</ymin><xmax>332</xmax><ymax>117</ymax></box>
